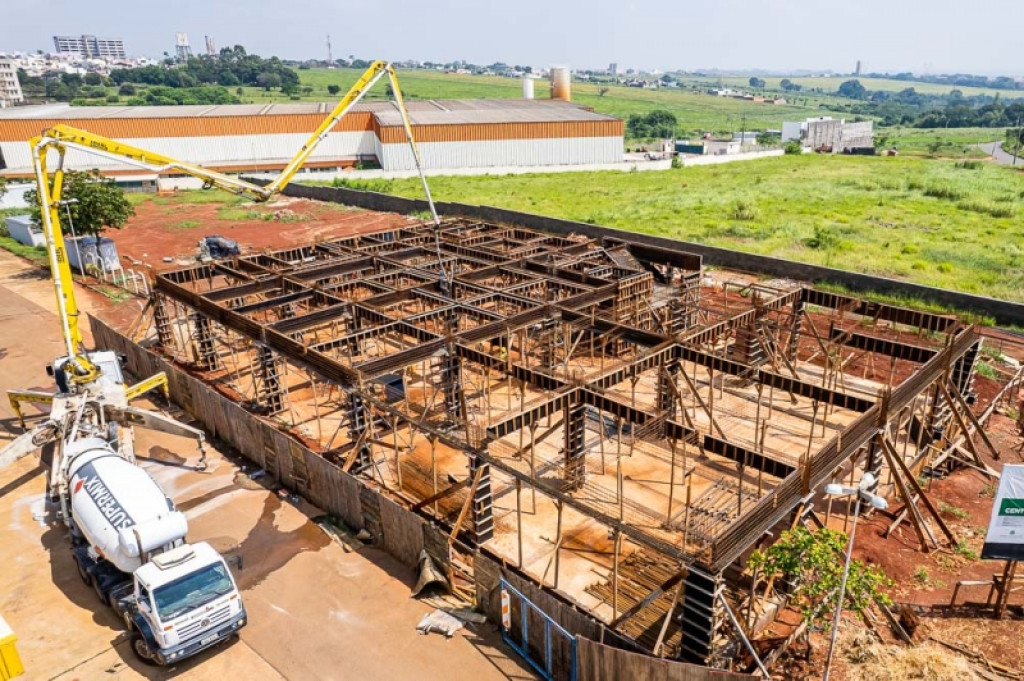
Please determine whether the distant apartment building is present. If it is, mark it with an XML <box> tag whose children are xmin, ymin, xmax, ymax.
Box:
<box><xmin>53</xmin><ymin>35</ymin><xmax>127</xmax><ymax>59</ymax></box>
<box><xmin>0</xmin><ymin>59</ymin><xmax>24</xmax><ymax>108</ymax></box>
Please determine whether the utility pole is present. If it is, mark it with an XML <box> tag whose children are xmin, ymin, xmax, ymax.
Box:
<box><xmin>1014</xmin><ymin>115</ymin><xmax>1021</xmax><ymax>166</ymax></box>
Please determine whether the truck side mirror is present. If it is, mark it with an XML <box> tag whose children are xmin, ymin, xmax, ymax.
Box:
<box><xmin>45</xmin><ymin>364</ymin><xmax>54</xmax><ymax>377</ymax></box>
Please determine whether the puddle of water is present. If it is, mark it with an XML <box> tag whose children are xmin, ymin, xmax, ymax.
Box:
<box><xmin>230</xmin><ymin>494</ymin><xmax>331</xmax><ymax>590</ymax></box>
<box><xmin>176</xmin><ymin>484</ymin><xmax>237</xmax><ymax>512</ymax></box>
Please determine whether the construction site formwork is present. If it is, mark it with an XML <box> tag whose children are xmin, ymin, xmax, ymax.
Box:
<box><xmin>144</xmin><ymin>217</ymin><xmax>990</xmax><ymax>671</ymax></box>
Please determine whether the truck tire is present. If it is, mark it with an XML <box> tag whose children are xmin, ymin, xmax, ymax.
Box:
<box><xmin>73</xmin><ymin>554</ymin><xmax>92</xmax><ymax>586</ymax></box>
<box><xmin>93</xmin><ymin>575</ymin><xmax>109</xmax><ymax>605</ymax></box>
<box><xmin>130</xmin><ymin>632</ymin><xmax>158</xmax><ymax>666</ymax></box>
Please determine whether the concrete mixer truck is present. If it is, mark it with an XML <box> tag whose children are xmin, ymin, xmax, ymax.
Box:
<box><xmin>0</xmin><ymin>60</ymin><xmax>438</xmax><ymax>669</ymax></box>
<box><xmin>59</xmin><ymin>435</ymin><xmax>246</xmax><ymax>665</ymax></box>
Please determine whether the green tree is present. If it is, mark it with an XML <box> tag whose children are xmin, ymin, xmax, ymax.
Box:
<box><xmin>26</xmin><ymin>170</ymin><xmax>135</xmax><ymax>237</ymax></box>
<box><xmin>626</xmin><ymin>109</ymin><xmax>678</xmax><ymax>139</ymax></box>
<box><xmin>749</xmin><ymin>77</ymin><xmax>766</xmax><ymax>89</ymax></box>
<box><xmin>0</xmin><ymin>177</ymin><xmax>7</xmax><ymax>201</ymax></box>
<box><xmin>118</xmin><ymin>82</ymin><xmax>136</xmax><ymax>96</ymax></box>
<box><xmin>83</xmin><ymin>72</ymin><xmax>103</xmax><ymax>86</ymax></box>
<box><xmin>749</xmin><ymin>527</ymin><xmax>892</xmax><ymax>656</ymax></box>
<box><xmin>837</xmin><ymin>79</ymin><xmax>868</xmax><ymax>99</ymax></box>
<box><xmin>256</xmin><ymin>72</ymin><xmax>282</xmax><ymax>90</ymax></box>
<box><xmin>327</xmin><ymin>84</ymin><xmax>341</xmax><ymax>96</ymax></box>
<box><xmin>301</xmin><ymin>85</ymin><xmax>314</xmax><ymax>96</ymax></box>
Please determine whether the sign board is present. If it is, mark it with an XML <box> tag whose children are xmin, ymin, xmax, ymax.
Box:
<box><xmin>982</xmin><ymin>464</ymin><xmax>1024</xmax><ymax>561</ymax></box>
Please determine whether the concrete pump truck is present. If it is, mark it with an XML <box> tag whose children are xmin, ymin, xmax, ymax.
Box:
<box><xmin>0</xmin><ymin>61</ymin><xmax>440</xmax><ymax>667</ymax></box>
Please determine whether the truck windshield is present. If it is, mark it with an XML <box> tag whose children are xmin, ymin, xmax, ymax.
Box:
<box><xmin>152</xmin><ymin>563</ymin><xmax>234</xmax><ymax>620</ymax></box>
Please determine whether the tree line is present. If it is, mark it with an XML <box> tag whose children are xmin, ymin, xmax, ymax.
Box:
<box><xmin>110</xmin><ymin>45</ymin><xmax>299</xmax><ymax>92</ymax></box>
<box><xmin>866</xmin><ymin>71</ymin><xmax>1023</xmax><ymax>92</ymax></box>
<box><xmin>833</xmin><ymin>79</ymin><xmax>1024</xmax><ymax>128</ymax></box>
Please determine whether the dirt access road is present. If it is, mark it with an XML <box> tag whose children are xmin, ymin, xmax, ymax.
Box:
<box><xmin>0</xmin><ymin>248</ymin><xmax>533</xmax><ymax>680</ymax></box>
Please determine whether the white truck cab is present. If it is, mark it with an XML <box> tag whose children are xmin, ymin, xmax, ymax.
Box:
<box><xmin>126</xmin><ymin>543</ymin><xmax>246</xmax><ymax>665</ymax></box>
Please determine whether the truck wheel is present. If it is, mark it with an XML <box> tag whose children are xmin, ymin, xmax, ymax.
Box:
<box><xmin>74</xmin><ymin>555</ymin><xmax>92</xmax><ymax>586</ymax></box>
<box><xmin>93</xmin><ymin>576</ymin><xmax>109</xmax><ymax>605</ymax></box>
<box><xmin>130</xmin><ymin>632</ymin><xmax>158</xmax><ymax>666</ymax></box>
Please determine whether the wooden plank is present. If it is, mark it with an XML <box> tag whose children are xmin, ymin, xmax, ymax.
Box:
<box><xmin>411</xmin><ymin>478</ymin><xmax>468</xmax><ymax>512</ymax></box>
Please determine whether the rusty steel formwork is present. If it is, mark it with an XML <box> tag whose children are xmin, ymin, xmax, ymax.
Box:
<box><xmin>148</xmin><ymin>217</ymin><xmax>987</xmax><ymax>667</ymax></box>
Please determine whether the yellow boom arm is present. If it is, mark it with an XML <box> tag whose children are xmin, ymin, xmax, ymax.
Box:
<box><xmin>30</xmin><ymin>60</ymin><xmax>439</xmax><ymax>386</ymax></box>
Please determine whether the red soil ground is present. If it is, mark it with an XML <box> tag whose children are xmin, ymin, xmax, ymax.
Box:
<box><xmin>110</xmin><ymin>194</ymin><xmax>409</xmax><ymax>271</ymax></box>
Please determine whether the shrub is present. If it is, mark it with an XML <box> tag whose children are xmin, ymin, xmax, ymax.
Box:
<box><xmin>730</xmin><ymin>200</ymin><xmax>757</xmax><ymax>221</ymax></box>
<box><xmin>975</xmin><ymin>361</ymin><xmax>997</xmax><ymax>380</ymax></box>
<box><xmin>938</xmin><ymin>502</ymin><xmax>969</xmax><ymax>520</ymax></box>
<box><xmin>807</xmin><ymin>224</ymin><xmax>839</xmax><ymax>250</ymax></box>
<box><xmin>784</xmin><ymin>140</ymin><xmax>803</xmax><ymax>155</ymax></box>
<box><xmin>749</xmin><ymin>526</ymin><xmax>893</xmax><ymax>653</ymax></box>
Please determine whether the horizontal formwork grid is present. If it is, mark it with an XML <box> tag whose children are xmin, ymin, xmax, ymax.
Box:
<box><xmin>154</xmin><ymin>217</ymin><xmax>972</xmax><ymax>578</ymax></box>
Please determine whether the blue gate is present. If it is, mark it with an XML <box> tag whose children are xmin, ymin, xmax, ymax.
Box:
<box><xmin>499</xmin><ymin>578</ymin><xmax>577</xmax><ymax>681</ymax></box>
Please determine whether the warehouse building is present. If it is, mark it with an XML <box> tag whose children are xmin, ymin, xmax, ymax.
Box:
<box><xmin>0</xmin><ymin>99</ymin><xmax>624</xmax><ymax>180</ymax></box>
<box><xmin>781</xmin><ymin>116</ymin><xmax>874</xmax><ymax>153</ymax></box>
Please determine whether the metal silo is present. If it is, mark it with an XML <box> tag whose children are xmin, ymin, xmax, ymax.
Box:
<box><xmin>522</xmin><ymin>76</ymin><xmax>535</xmax><ymax>99</ymax></box>
<box><xmin>550</xmin><ymin>66</ymin><xmax>571</xmax><ymax>101</ymax></box>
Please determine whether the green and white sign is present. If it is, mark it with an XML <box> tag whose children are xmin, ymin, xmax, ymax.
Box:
<box><xmin>982</xmin><ymin>464</ymin><xmax>1024</xmax><ymax>561</ymax></box>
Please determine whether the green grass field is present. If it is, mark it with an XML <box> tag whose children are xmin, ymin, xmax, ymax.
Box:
<box><xmin>79</xmin><ymin>67</ymin><xmax>1012</xmax><ymax>147</ymax></box>
<box><xmin>234</xmin><ymin>67</ymin><xmax>853</xmax><ymax>136</ymax></box>
<box><xmin>686</xmin><ymin>75</ymin><xmax>1024</xmax><ymax>99</ymax></box>
<box><xmin>881</xmin><ymin>127</ymin><xmax>1001</xmax><ymax>158</ymax></box>
<box><xmin>332</xmin><ymin>155</ymin><xmax>1024</xmax><ymax>302</ymax></box>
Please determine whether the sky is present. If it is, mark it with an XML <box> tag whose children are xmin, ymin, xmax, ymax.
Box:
<box><xmin>2</xmin><ymin>0</ymin><xmax>1022</xmax><ymax>76</ymax></box>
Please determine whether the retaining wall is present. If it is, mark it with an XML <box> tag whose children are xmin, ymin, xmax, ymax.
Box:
<box><xmin>267</xmin><ymin>180</ymin><xmax>1024</xmax><ymax>327</ymax></box>
<box><xmin>576</xmin><ymin>637</ymin><xmax>756</xmax><ymax>681</ymax></box>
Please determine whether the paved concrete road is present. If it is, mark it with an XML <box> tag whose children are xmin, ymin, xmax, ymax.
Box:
<box><xmin>978</xmin><ymin>141</ymin><xmax>1021</xmax><ymax>166</ymax></box>
<box><xmin>0</xmin><ymin>249</ymin><xmax>533</xmax><ymax>681</ymax></box>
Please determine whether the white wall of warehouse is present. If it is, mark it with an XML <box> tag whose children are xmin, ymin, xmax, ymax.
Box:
<box><xmin>2</xmin><ymin>130</ymin><xmax>625</xmax><ymax>175</ymax></box>
<box><xmin>0</xmin><ymin>131</ymin><xmax>377</xmax><ymax>172</ymax></box>
<box><xmin>377</xmin><ymin>136</ymin><xmax>623</xmax><ymax>171</ymax></box>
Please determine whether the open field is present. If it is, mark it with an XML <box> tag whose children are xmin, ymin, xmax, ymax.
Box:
<box><xmin>685</xmin><ymin>75</ymin><xmax>1024</xmax><ymax>99</ymax></box>
<box><xmin>882</xmin><ymin>127</ymin><xmax>1003</xmax><ymax>157</ymax></box>
<box><xmin>68</xmin><ymin>68</ymin><xmax>1013</xmax><ymax>144</ymax></box>
<box><xmin>335</xmin><ymin>154</ymin><xmax>1024</xmax><ymax>302</ymax></box>
<box><xmin>236</xmin><ymin>67</ymin><xmax>853</xmax><ymax>135</ymax></box>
